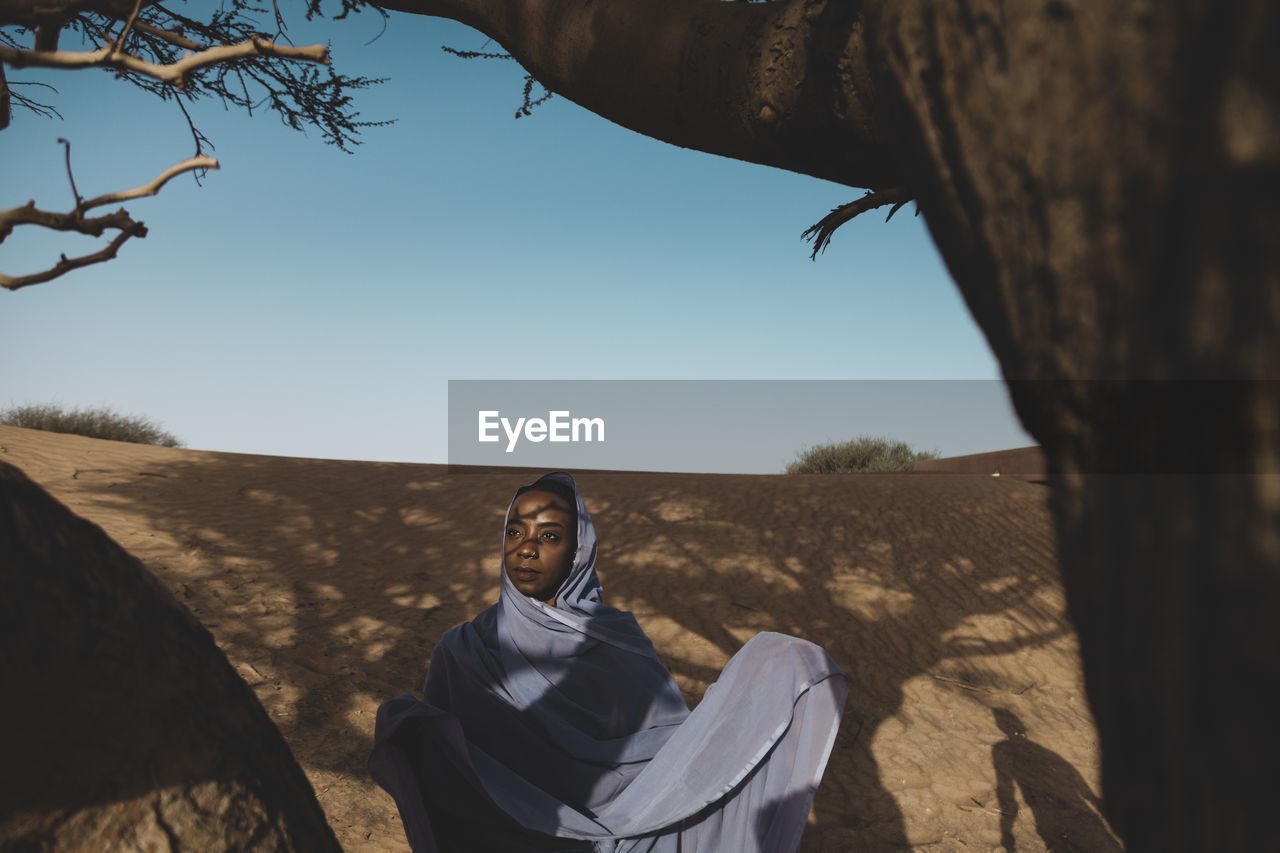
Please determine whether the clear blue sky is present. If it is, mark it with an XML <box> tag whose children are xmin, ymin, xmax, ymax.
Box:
<box><xmin>1</xmin><ymin>5</ymin><xmax>1029</xmax><ymax>470</ymax></box>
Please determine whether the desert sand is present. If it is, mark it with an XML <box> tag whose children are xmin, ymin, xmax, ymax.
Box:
<box><xmin>0</xmin><ymin>424</ymin><xmax>1119</xmax><ymax>852</ymax></box>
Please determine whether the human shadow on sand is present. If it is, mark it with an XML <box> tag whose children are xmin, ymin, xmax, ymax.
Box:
<box><xmin>992</xmin><ymin>708</ymin><xmax>1122</xmax><ymax>853</ymax></box>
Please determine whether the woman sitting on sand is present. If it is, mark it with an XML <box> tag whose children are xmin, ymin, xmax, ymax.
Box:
<box><xmin>369</xmin><ymin>472</ymin><xmax>847</xmax><ymax>852</ymax></box>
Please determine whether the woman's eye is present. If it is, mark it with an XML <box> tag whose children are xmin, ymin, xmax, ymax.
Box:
<box><xmin>506</xmin><ymin>528</ymin><xmax>520</xmax><ymax>537</ymax></box>
<box><xmin>542</xmin><ymin>532</ymin><xmax>560</xmax><ymax>542</ymax></box>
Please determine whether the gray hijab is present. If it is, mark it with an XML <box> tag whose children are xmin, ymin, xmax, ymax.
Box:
<box><xmin>371</xmin><ymin>472</ymin><xmax>848</xmax><ymax>852</ymax></box>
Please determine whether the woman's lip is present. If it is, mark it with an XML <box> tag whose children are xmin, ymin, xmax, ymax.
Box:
<box><xmin>513</xmin><ymin>567</ymin><xmax>540</xmax><ymax>578</ymax></box>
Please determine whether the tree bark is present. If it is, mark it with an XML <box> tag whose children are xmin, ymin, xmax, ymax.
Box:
<box><xmin>0</xmin><ymin>461</ymin><xmax>341</xmax><ymax>851</ymax></box>
<box><xmin>374</xmin><ymin>0</ymin><xmax>902</xmax><ymax>190</ymax></box>
<box><xmin>373</xmin><ymin>0</ymin><xmax>1280</xmax><ymax>849</ymax></box>
<box><xmin>865</xmin><ymin>3</ymin><xmax>1279</xmax><ymax>848</ymax></box>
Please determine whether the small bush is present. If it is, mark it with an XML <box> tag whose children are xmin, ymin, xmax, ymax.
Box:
<box><xmin>0</xmin><ymin>403</ymin><xmax>183</xmax><ymax>447</ymax></box>
<box><xmin>786</xmin><ymin>435</ymin><xmax>938</xmax><ymax>474</ymax></box>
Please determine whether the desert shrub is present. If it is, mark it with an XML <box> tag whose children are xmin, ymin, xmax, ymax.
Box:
<box><xmin>786</xmin><ymin>435</ymin><xmax>938</xmax><ymax>474</ymax></box>
<box><xmin>0</xmin><ymin>403</ymin><xmax>183</xmax><ymax>447</ymax></box>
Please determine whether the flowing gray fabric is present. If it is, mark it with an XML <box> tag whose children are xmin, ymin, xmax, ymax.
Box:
<box><xmin>369</xmin><ymin>472</ymin><xmax>848</xmax><ymax>852</ymax></box>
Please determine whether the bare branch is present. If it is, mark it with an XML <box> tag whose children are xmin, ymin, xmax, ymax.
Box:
<box><xmin>130</xmin><ymin>19</ymin><xmax>201</xmax><ymax>51</ymax></box>
<box><xmin>1</xmin><ymin>3</ymin><xmax>384</xmax><ymax>291</ymax></box>
<box><xmin>0</xmin><ymin>201</ymin><xmax>140</xmax><ymax>240</ymax></box>
<box><xmin>58</xmin><ymin>137</ymin><xmax>84</xmax><ymax>209</ymax></box>
<box><xmin>271</xmin><ymin>0</ymin><xmax>290</xmax><ymax>41</ymax></box>
<box><xmin>0</xmin><ymin>59</ymin><xmax>9</xmax><ymax>131</ymax></box>
<box><xmin>4</xmin><ymin>79</ymin><xmax>63</xmax><ymax>121</ymax></box>
<box><xmin>0</xmin><ymin>155</ymin><xmax>218</xmax><ymax>290</ymax></box>
<box><xmin>516</xmin><ymin>73</ymin><xmax>552</xmax><ymax>119</ymax></box>
<box><xmin>0</xmin><ymin>231</ymin><xmax>136</xmax><ymax>291</ymax></box>
<box><xmin>802</xmin><ymin>187</ymin><xmax>914</xmax><ymax>260</ymax></box>
<box><xmin>2</xmin><ymin>2</ymin><xmax>387</xmax><ymax>150</ymax></box>
<box><xmin>440</xmin><ymin>45</ymin><xmax>514</xmax><ymax>61</ymax></box>
<box><xmin>0</xmin><ymin>36</ymin><xmax>329</xmax><ymax>88</ymax></box>
<box><xmin>81</xmin><ymin>154</ymin><xmax>216</xmax><ymax>210</ymax></box>
<box><xmin>174</xmin><ymin>94</ymin><xmax>211</xmax><ymax>161</ymax></box>
<box><xmin>440</xmin><ymin>44</ymin><xmax>553</xmax><ymax>118</ymax></box>
<box><xmin>112</xmin><ymin>0</ymin><xmax>146</xmax><ymax>54</ymax></box>
<box><xmin>885</xmin><ymin>197</ymin><xmax>914</xmax><ymax>222</ymax></box>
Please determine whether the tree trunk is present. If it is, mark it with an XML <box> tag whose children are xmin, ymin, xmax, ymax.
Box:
<box><xmin>373</xmin><ymin>0</ymin><xmax>1280</xmax><ymax>848</ymax></box>
<box><xmin>0</xmin><ymin>460</ymin><xmax>341</xmax><ymax>851</ymax></box>
<box><xmin>865</xmin><ymin>2</ymin><xmax>1279</xmax><ymax>848</ymax></box>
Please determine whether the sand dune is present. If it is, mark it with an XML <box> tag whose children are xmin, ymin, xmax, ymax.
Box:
<box><xmin>0</xmin><ymin>425</ymin><xmax>1118</xmax><ymax>852</ymax></box>
<box><xmin>915</xmin><ymin>446</ymin><xmax>1048</xmax><ymax>482</ymax></box>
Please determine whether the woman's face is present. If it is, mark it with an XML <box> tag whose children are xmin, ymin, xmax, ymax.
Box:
<box><xmin>504</xmin><ymin>488</ymin><xmax>576</xmax><ymax>602</ymax></box>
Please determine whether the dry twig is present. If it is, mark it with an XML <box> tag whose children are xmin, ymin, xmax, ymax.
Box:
<box><xmin>0</xmin><ymin>0</ymin><xmax>384</xmax><ymax>291</ymax></box>
<box><xmin>802</xmin><ymin>186</ymin><xmax>914</xmax><ymax>260</ymax></box>
<box><xmin>0</xmin><ymin>60</ymin><xmax>9</xmax><ymax>131</ymax></box>
<box><xmin>0</xmin><ymin>155</ymin><xmax>218</xmax><ymax>291</ymax></box>
<box><xmin>0</xmin><ymin>35</ymin><xmax>329</xmax><ymax>89</ymax></box>
<box><xmin>80</xmin><ymin>154</ymin><xmax>217</xmax><ymax>209</ymax></box>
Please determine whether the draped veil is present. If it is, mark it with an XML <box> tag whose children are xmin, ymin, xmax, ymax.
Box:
<box><xmin>369</xmin><ymin>473</ymin><xmax>848</xmax><ymax>852</ymax></box>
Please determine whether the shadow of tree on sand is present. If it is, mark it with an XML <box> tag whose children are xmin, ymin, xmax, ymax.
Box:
<box><xmin>63</xmin><ymin>453</ymin><xmax>519</xmax><ymax>844</ymax></box>
<box><xmin>575</xmin><ymin>472</ymin><xmax>1099</xmax><ymax>851</ymax></box>
<box><xmin>71</xmin><ymin>458</ymin><xmax>1110</xmax><ymax>850</ymax></box>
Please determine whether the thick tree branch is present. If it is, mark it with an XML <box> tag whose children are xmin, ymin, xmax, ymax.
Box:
<box><xmin>0</xmin><ymin>36</ymin><xmax>329</xmax><ymax>88</ymax></box>
<box><xmin>375</xmin><ymin>0</ymin><xmax>904</xmax><ymax>191</ymax></box>
<box><xmin>0</xmin><ymin>0</ymin><xmax>144</xmax><ymax>32</ymax></box>
<box><xmin>0</xmin><ymin>202</ymin><xmax>138</xmax><ymax>240</ymax></box>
